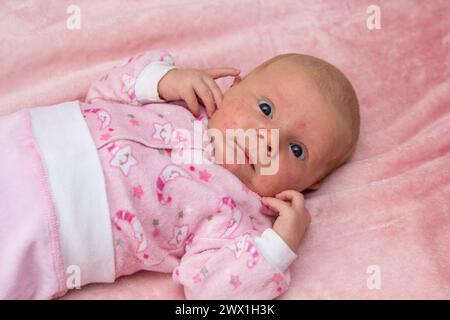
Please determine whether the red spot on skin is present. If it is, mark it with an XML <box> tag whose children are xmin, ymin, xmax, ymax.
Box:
<box><xmin>175</xmin><ymin>269</ymin><xmax>180</xmax><ymax>276</ymax></box>
<box><xmin>108</xmin><ymin>128</ymin><xmax>114</xmax><ymax>132</ymax></box>
<box><xmin>143</xmin><ymin>253</ymin><xmax>149</xmax><ymax>259</ymax></box>
<box><xmin>189</xmin><ymin>165</ymin><xmax>195</xmax><ymax>171</ymax></box>
<box><xmin>153</xmin><ymin>228</ymin><xmax>160</xmax><ymax>237</ymax></box>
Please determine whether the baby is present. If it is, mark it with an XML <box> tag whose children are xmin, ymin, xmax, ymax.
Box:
<box><xmin>0</xmin><ymin>50</ymin><xmax>359</xmax><ymax>299</ymax></box>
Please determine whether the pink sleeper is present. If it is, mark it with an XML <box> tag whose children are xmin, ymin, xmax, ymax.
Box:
<box><xmin>0</xmin><ymin>50</ymin><xmax>297</xmax><ymax>299</ymax></box>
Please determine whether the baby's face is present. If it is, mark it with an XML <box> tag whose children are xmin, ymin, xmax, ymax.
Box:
<box><xmin>208</xmin><ymin>58</ymin><xmax>350</xmax><ymax>197</ymax></box>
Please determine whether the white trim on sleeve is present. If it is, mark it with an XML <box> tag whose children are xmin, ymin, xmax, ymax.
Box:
<box><xmin>134</xmin><ymin>62</ymin><xmax>176</xmax><ymax>103</ymax></box>
<box><xmin>252</xmin><ymin>228</ymin><xmax>298</xmax><ymax>271</ymax></box>
<box><xmin>30</xmin><ymin>101</ymin><xmax>115</xmax><ymax>286</ymax></box>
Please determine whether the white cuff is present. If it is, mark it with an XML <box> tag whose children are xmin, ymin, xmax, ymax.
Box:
<box><xmin>252</xmin><ymin>228</ymin><xmax>297</xmax><ymax>271</ymax></box>
<box><xmin>134</xmin><ymin>62</ymin><xmax>176</xmax><ymax>103</ymax></box>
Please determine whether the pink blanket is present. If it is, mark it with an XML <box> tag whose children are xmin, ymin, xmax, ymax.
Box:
<box><xmin>1</xmin><ymin>0</ymin><xmax>448</xmax><ymax>299</ymax></box>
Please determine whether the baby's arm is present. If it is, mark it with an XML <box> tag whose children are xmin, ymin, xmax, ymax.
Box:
<box><xmin>261</xmin><ymin>190</ymin><xmax>311</xmax><ymax>252</ymax></box>
<box><xmin>158</xmin><ymin>67</ymin><xmax>240</xmax><ymax>117</ymax></box>
<box><xmin>85</xmin><ymin>50</ymin><xmax>239</xmax><ymax>117</ymax></box>
<box><xmin>85</xmin><ymin>50</ymin><xmax>176</xmax><ymax>105</ymax></box>
<box><xmin>173</xmin><ymin>207</ymin><xmax>300</xmax><ymax>299</ymax></box>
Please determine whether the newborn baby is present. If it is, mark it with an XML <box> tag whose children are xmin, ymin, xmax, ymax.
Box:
<box><xmin>0</xmin><ymin>50</ymin><xmax>359</xmax><ymax>299</ymax></box>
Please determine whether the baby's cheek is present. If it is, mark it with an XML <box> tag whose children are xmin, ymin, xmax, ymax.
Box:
<box><xmin>265</xmin><ymin>164</ymin><xmax>304</xmax><ymax>194</ymax></box>
<box><xmin>228</xmin><ymin>95</ymin><xmax>250</xmax><ymax>120</ymax></box>
<box><xmin>222</xmin><ymin>109</ymin><xmax>242</xmax><ymax>129</ymax></box>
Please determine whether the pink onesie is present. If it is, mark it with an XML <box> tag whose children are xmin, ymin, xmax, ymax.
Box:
<box><xmin>0</xmin><ymin>50</ymin><xmax>297</xmax><ymax>299</ymax></box>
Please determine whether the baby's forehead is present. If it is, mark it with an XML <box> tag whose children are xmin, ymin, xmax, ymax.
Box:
<box><xmin>260</xmin><ymin>65</ymin><xmax>324</xmax><ymax>107</ymax></box>
<box><xmin>259</xmin><ymin>57</ymin><xmax>305</xmax><ymax>79</ymax></box>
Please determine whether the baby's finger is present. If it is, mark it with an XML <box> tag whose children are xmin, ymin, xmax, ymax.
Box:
<box><xmin>205</xmin><ymin>68</ymin><xmax>240</xmax><ymax>80</ymax></box>
<box><xmin>275</xmin><ymin>190</ymin><xmax>304</xmax><ymax>209</ymax></box>
<box><xmin>261</xmin><ymin>196</ymin><xmax>292</xmax><ymax>214</ymax></box>
<box><xmin>182</xmin><ymin>88</ymin><xmax>201</xmax><ymax>117</ymax></box>
<box><xmin>202</xmin><ymin>76</ymin><xmax>223</xmax><ymax>110</ymax></box>
<box><xmin>193</xmin><ymin>79</ymin><xmax>215</xmax><ymax>117</ymax></box>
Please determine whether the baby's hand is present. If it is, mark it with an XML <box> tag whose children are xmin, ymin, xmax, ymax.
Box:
<box><xmin>261</xmin><ymin>190</ymin><xmax>311</xmax><ymax>252</ymax></box>
<box><xmin>158</xmin><ymin>68</ymin><xmax>240</xmax><ymax>118</ymax></box>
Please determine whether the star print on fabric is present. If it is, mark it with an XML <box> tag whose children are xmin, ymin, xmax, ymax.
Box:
<box><xmin>100</xmin><ymin>133</ymin><xmax>111</xmax><ymax>141</ymax></box>
<box><xmin>130</xmin><ymin>118</ymin><xmax>140</xmax><ymax>126</ymax></box>
<box><xmin>200</xmin><ymin>266</ymin><xmax>208</xmax><ymax>276</ymax></box>
<box><xmin>169</xmin><ymin>225</ymin><xmax>189</xmax><ymax>247</ymax></box>
<box><xmin>152</xmin><ymin>228</ymin><xmax>160</xmax><ymax>237</ymax></box>
<box><xmin>230</xmin><ymin>275</ymin><xmax>242</xmax><ymax>288</ymax></box>
<box><xmin>132</xmin><ymin>185</ymin><xmax>144</xmax><ymax>199</ymax></box>
<box><xmin>110</xmin><ymin>145</ymin><xmax>137</xmax><ymax>176</ymax></box>
<box><xmin>198</xmin><ymin>169</ymin><xmax>211</xmax><ymax>182</ymax></box>
<box><xmin>152</xmin><ymin>122</ymin><xmax>172</xmax><ymax>145</ymax></box>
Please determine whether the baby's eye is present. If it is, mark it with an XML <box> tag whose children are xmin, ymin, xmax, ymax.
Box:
<box><xmin>290</xmin><ymin>143</ymin><xmax>305</xmax><ymax>160</ymax></box>
<box><xmin>259</xmin><ymin>100</ymin><xmax>273</xmax><ymax>118</ymax></box>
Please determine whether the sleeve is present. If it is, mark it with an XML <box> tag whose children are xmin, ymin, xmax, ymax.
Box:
<box><xmin>173</xmin><ymin>217</ymin><xmax>298</xmax><ymax>300</ymax></box>
<box><xmin>85</xmin><ymin>50</ymin><xmax>177</xmax><ymax>105</ymax></box>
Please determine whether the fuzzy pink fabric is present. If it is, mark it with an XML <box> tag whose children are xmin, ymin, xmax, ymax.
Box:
<box><xmin>1</xmin><ymin>0</ymin><xmax>448</xmax><ymax>299</ymax></box>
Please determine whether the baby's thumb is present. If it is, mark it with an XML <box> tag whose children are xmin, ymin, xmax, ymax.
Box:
<box><xmin>260</xmin><ymin>197</ymin><xmax>280</xmax><ymax>217</ymax></box>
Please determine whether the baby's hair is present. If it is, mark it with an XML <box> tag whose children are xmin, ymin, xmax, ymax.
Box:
<box><xmin>247</xmin><ymin>53</ymin><xmax>360</xmax><ymax>184</ymax></box>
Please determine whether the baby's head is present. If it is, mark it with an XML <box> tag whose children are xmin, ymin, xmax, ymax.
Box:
<box><xmin>208</xmin><ymin>53</ymin><xmax>360</xmax><ymax>197</ymax></box>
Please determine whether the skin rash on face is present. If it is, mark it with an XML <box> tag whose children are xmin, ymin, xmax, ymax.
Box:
<box><xmin>208</xmin><ymin>58</ymin><xmax>352</xmax><ymax>197</ymax></box>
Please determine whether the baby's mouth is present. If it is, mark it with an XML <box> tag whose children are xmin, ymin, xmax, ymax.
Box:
<box><xmin>236</xmin><ymin>141</ymin><xmax>255</xmax><ymax>171</ymax></box>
